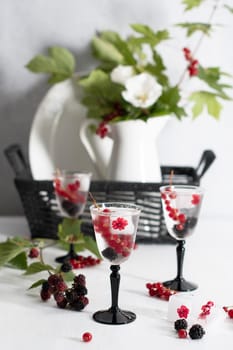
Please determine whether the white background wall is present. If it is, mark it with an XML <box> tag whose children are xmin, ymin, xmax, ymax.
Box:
<box><xmin>0</xmin><ymin>0</ymin><xmax>233</xmax><ymax>218</ymax></box>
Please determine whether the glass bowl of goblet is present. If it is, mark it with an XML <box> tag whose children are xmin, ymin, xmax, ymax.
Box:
<box><xmin>160</xmin><ymin>185</ymin><xmax>204</xmax><ymax>292</ymax></box>
<box><xmin>90</xmin><ymin>202</ymin><xmax>141</xmax><ymax>325</ymax></box>
<box><xmin>53</xmin><ymin>170</ymin><xmax>92</xmax><ymax>263</ymax></box>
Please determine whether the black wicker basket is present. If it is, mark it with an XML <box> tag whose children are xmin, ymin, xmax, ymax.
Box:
<box><xmin>5</xmin><ymin>145</ymin><xmax>215</xmax><ymax>243</ymax></box>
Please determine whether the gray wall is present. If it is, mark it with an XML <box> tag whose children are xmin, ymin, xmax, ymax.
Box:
<box><xmin>1</xmin><ymin>0</ymin><xmax>233</xmax><ymax>217</ymax></box>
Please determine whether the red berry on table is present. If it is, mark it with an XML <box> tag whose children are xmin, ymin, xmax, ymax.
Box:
<box><xmin>228</xmin><ymin>309</ymin><xmax>233</xmax><ymax>318</ymax></box>
<box><xmin>178</xmin><ymin>329</ymin><xmax>188</xmax><ymax>339</ymax></box>
<box><xmin>82</xmin><ymin>332</ymin><xmax>92</xmax><ymax>342</ymax></box>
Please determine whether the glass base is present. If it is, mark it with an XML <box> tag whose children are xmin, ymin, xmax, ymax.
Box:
<box><xmin>93</xmin><ymin>307</ymin><xmax>136</xmax><ymax>325</ymax></box>
<box><xmin>55</xmin><ymin>251</ymin><xmax>79</xmax><ymax>263</ymax></box>
<box><xmin>163</xmin><ymin>277</ymin><xmax>198</xmax><ymax>292</ymax></box>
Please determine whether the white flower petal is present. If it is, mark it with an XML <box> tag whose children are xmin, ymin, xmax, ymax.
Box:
<box><xmin>110</xmin><ymin>65</ymin><xmax>135</xmax><ymax>85</ymax></box>
<box><xmin>122</xmin><ymin>72</ymin><xmax>162</xmax><ymax>108</ymax></box>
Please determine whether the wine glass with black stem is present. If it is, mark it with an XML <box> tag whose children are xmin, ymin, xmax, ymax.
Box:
<box><xmin>160</xmin><ymin>185</ymin><xmax>204</xmax><ymax>292</ymax></box>
<box><xmin>90</xmin><ymin>202</ymin><xmax>141</xmax><ymax>325</ymax></box>
<box><xmin>53</xmin><ymin>170</ymin><xmax>92</xmax><ymax>263</ymax></box>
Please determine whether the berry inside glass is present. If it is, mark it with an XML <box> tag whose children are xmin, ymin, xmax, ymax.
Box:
<box><xmin>54</xmin><ymin>171</ymin><xmax>91</xmax><ymax>218</ymax></box>
<box><xmin>90</xmin><ymin>203</ymin><xmax>140</xmax><ymax>265</ymax></box>
<box><xmin>90</xmin><ymin>202</ymin><xmax>141</xmax><ymax>325</ymax></box>
<box><xmin>160</xmin><ymin>185</ymin><xmax>203</xmax><ymax>240</ymax></box>
<box><xmin>160</xmin><ymin>185</ymin><xmax>204</xmax><ymax>292</ymax></box>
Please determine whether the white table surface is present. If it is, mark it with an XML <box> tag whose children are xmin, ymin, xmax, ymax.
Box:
<box><xmin>0</xmin><ymin>216</ymin><xmax>233</xmax><ymax>349</ymax></box>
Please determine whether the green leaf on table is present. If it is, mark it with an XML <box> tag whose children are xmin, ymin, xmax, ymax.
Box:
<box><xmin>28</xmin><ymin>279</ymin><xmax>47</xmax><ymax>290</ymax></box>
<box><xmin>26</xmin><ymin>46</ymin><xmax>75</xmax><ymax>83</ymax></box>
<box><xmin>24</xmin><ymin>262</ymin><xmax>54</xmax><ymax>275</ymax></box>
<box><xmin>84</xmin><ymin>235</ymin><xmax>102</xmax><ymax>259</ymax></box>
<box><xmin>189</xmin><ymin>91</ymin><xmax>222</xmax><ymax>119</ymax></box>
<box><xmin>176</xmin><ymin>22</ymin><xmax>212</xmax><ymax>36</ymax></box>
<box><xmin>0</xmin><ymin>241</ymin><xmax>26</xmax><ymax>267</ymax></box>
<box><xmin>182</xmin><ymin>0</ymin><xmax>205</xmax><ymax>11</ymax></box>
<box><xmin>8</xmin><ymin>251</ymin><xmax>28</xmax><ymax>270</ymax></box>
<box><xmin>224</xmin><ymin>4</ymin><xmax>233</xmax><ymax>14</ymax></box>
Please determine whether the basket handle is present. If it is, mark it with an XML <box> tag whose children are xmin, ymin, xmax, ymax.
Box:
<box><xmin>4</xmin><ymin>144</ymin><xmax>32</xmax><ymax>177</ymax></box>
<box><xmin>195</xmin><ymin>150</ymin><xmax>216</xmax><ymax>179</ymax></box>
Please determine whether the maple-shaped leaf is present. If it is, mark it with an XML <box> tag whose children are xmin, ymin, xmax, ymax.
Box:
<box><xmin>182</xmin><ymin>0</ymin><xmax>205</xmax><ymax>11</ymax></box>
<box><xmin>176</xmin><ymin>22</ymin><xmax>212</xmax><ymax>36</ymax></box>
<box><xmin>129</xmin><ymin>24</ymin><xmax>170</xmax><ymax>47</ymax></box>
<box><xmin>189</xmin><ymin>91</ymin><xmax>222</xmax><ymax>119</ymax></box>
<box><xmin>197</xmin><ymin>65</ymin><xmax>232</xmax><ymax>98</ymax></box>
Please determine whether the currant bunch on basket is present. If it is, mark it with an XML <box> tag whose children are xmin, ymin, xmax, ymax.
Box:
<box><xmin>40</xmin><ymin>273</ymin><xmax>89</xmax><ymax>311</ymax></box>
<box><xmin>146</xmin><ymin>282</ymin><xmax>176</xmax><ymax>301</ymax></box>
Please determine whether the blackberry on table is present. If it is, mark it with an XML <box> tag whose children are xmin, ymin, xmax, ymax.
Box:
<box><xmin>189</xmin><ymin>324</ymin><xmax>205</xmax><ymax>339</ymax></box>
<box><xmin>60</xmin><ymin>262</ymin><xmax>72</xmax><ymax>273</ymax></box>
<box><xmin>174</xmin><ymin>318</ymin><xmax>188</xmax><ymax>331</ymax></box>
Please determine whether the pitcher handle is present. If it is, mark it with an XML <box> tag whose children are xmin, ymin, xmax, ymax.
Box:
<box><xmin>80</xmin><ymin>119</ymin><xmax>113</xmax><ymax>179</ymax></box>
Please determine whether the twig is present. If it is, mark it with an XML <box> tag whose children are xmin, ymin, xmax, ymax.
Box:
<box><xmin>89</xmin><ymin>192</ymin><xmax>100</xmax><ymax>209</ymax></box>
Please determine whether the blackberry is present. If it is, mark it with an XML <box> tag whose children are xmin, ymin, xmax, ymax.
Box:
<box><xmin>73</xmin><ymin>274</ymin><xmax>86</xmax><ymax>286</ymax></box>
<box><xmin>65</xmin><ymin>289</ymin><xmax>79</xmax><ymax>303</ymax></box>
<box><xmin>40</xmin><ymin>289</ymin><xmax>51</xmax><ymax>301</ymax></box>
<box><xmin>73</xmin><ymin>284</ymin><xmax>88</xmax><ymax>296</ymax></box>
<box><xmin>60</xmin><ymin>262</ymin><xmax>72</xmax><ymax>273</ymax></box>
<box><xmin>70</xmin><ymin>299</ymin><xmax>85</xmax><ymax>311</ymax></box>
<box><xmin>102</xmin><ymin>247</ymin><xmax>118</xmax><ymax>261</ymax></box>
<box><xmin>173</xmin><ymin>216</ymin><xmax>198</xmax><ymax>237</ymax></box>
<box><xmin>174</xmin><ymin>319</ymin><xmax>188</xmax><ymax>331</ymax></box>
<box><xmin>54</xmin><ymin>291</ymin><xmax>65</xmax><ymax>303</ymax></box>
<box><xmin>41</xmin><ymin>281</ymin><xmax>50</xmax><ymax>292</ymax></box>
<box><xmin>57</xmin><ymin>298</ymin><xmax>68</xmax><ymax>309</ymax></box>
<box><xmin>189</xmin><ymin>324</ymin><xmax>205</xmax><ymax>339</ymax></box>
<box><xmin>62</xmin><ymin>200</ymin><xmax>80</xmax><ymax>217</ymax></box>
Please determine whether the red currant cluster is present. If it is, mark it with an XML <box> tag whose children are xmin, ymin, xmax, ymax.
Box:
<box><xmin>183</xmin><ymin>47</ymin><xmax>199</xmax><ymax>76</ymax></box>
<box><xmin>223</xmin><ymin>306</ymin><xmax>233</xmax><ymax>318</ymax></box>
<box><xmin>96</xmin><ymin>122</ymin><xmax>109</xmax><ymax>138</ymax></box>
<box><xmin>161</xmin><ymin>188</ymin><xmax>200</xmax><ymax>232</ymax></box>
<box><xmin>96</xmin><ymin>104</ymin><xmax>124</xmax><ymax>138</ymax></box>
<box><xmin>70</xmin><ymin>255</ymin><xmax>101</xmax><ymax>269</ymax></box>
<box><xmin>199</xmin><ymin>301</ymin><xmax>214</xmax><ymax>319</ymax></box>
<box><xmin>40</xmin><ymin>273</ymin><xmax>89</xmax><ymax>311</ymax></box>
<box><xmin>146</xmin><ymin>282</ymin><xmax>176</xmax><ymax>301</ymax></box>
<box><xmin>94</xmin><ymin>210</ymin><xmax>133</xmax><ymax>260</ymax></box>
<box><xmin>54</xmin><ymin>178</ymin><xmax>85</xmax><ymax>204</ymax></box>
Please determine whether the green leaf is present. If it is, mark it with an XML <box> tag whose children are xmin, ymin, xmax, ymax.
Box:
<box><xmin>224</xmin><ymin>4</ymin><xmax>233</xmax><ymax>14</ymax></box>
<box><xmin>197</xmin><ymin>65</ymin><xmax>232</xmax><ymax>98</ymax></box>
<box><xmin>189</xmin><ymin>91</ymin><xmax>222</xmax><ymax>119</ymax></box>
<box><xmin>176</xmin><ymin>22</ymin><xmax>212</xmax><ymax>36</ymax></box>
<box><xmin>8</xmin><ymin>252</ymin><xmax>28</xmax><ymax>270</ymax></box>
<box><xmin>92</xmin><ymin>35</ymin><xmax>124</xmax><ymax>65</ymax></box>
<box><xmin>62</xmin><ymin>270</ymin><xmax>75</xmax><ymax>282</ymax></box>
<box><xmin>83</xmin><ymin>236</ymin><xmax>102</xmax><ymax>259</ymax></box>
<box><xmin>58</xmin><ymin>218</ymin><xmax>84</xmax><ymax>242</ymax></box>
<box><xmin>28</xmin><ymin>279</ymin><xmax>47</xmax><ymax>290</ymax></box>
<box><xmin>48</xmin><ymin>46</ymin><xmax>75</xmax><ymax>74</ymax></box>
<box><xmin>24</xmin><ymin>262</ymin><xmax>54</xmax><ymax>275</ymax></box>
<box><xmin>182</xmin><ymin>0</ymin><xmax>205</xmax><ymax>11</ymax></box>
<box><xmin>129</xmin><ymin>24</ymin><xmax>170</xmax><ymax>47</ymax></box>
<box><xmin>26</xmin><ymin>55</ymin><xmax>57</xmax><ymax>73</ymax></box>
<box><xmin>0</xmin><ymin>241</ymin><xmax>26</xmax><ymax>267</ymax></box>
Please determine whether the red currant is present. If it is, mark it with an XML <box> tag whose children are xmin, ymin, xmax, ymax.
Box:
<box><xmin>178</xmin><ymin>329</ymin><xmax>187</xmax><ymax>339</ymax></box>
<box><xmin>228</xmin><ymin>309</ymin><xmax>233</xmax><ymax>319</ymax></box>
<box><xmin>82</xmin><ymin>332</ymin><xmax>92</xmax><ymax>342</ymax></box>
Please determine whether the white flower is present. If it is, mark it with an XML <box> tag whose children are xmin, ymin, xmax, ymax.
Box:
<box><xmin>122</xmin><ymin>72</ymin><xmax>162</xmax><ymax>108</ymax></box>
<box><xmin>110</xmin><ymin>65</ymin><xmax>135</xmax><ymax>85</ymax></box>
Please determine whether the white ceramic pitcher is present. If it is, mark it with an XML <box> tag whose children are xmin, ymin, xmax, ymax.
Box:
<box><xmin>80</xmin><ymin>116</ymin><xmax>169</xmax><ymax>182</ymax></box>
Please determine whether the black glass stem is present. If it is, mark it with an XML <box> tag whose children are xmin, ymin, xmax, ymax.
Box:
<box><xmin>93</xmin><ymin>265</ymin><xmax>136</xmax><ymax>325</ymax></box>
<box><xmin>163</xmin><ymin>240</ymin><xmax>198</xmax><ymax>292</ymax></box>
<box><xmin>55</xmin><ymin>243</ymin><xmax>79</xmax><ymax>263</ymax></box>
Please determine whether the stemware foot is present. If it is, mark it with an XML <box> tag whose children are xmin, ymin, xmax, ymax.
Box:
<box><xmin>163</xmin><ymin>277</ymin><xmax>198</xmax><ymax>292</ymax></box>
<box><xmin>93</xmin><ymin>307</ymin><xmax>136</xmax><ymax>325</ymax></box>
<box><xmin>55</xmin><ymin>244</ymin><xmax>79</xmax><ymax>263</ymax></box>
